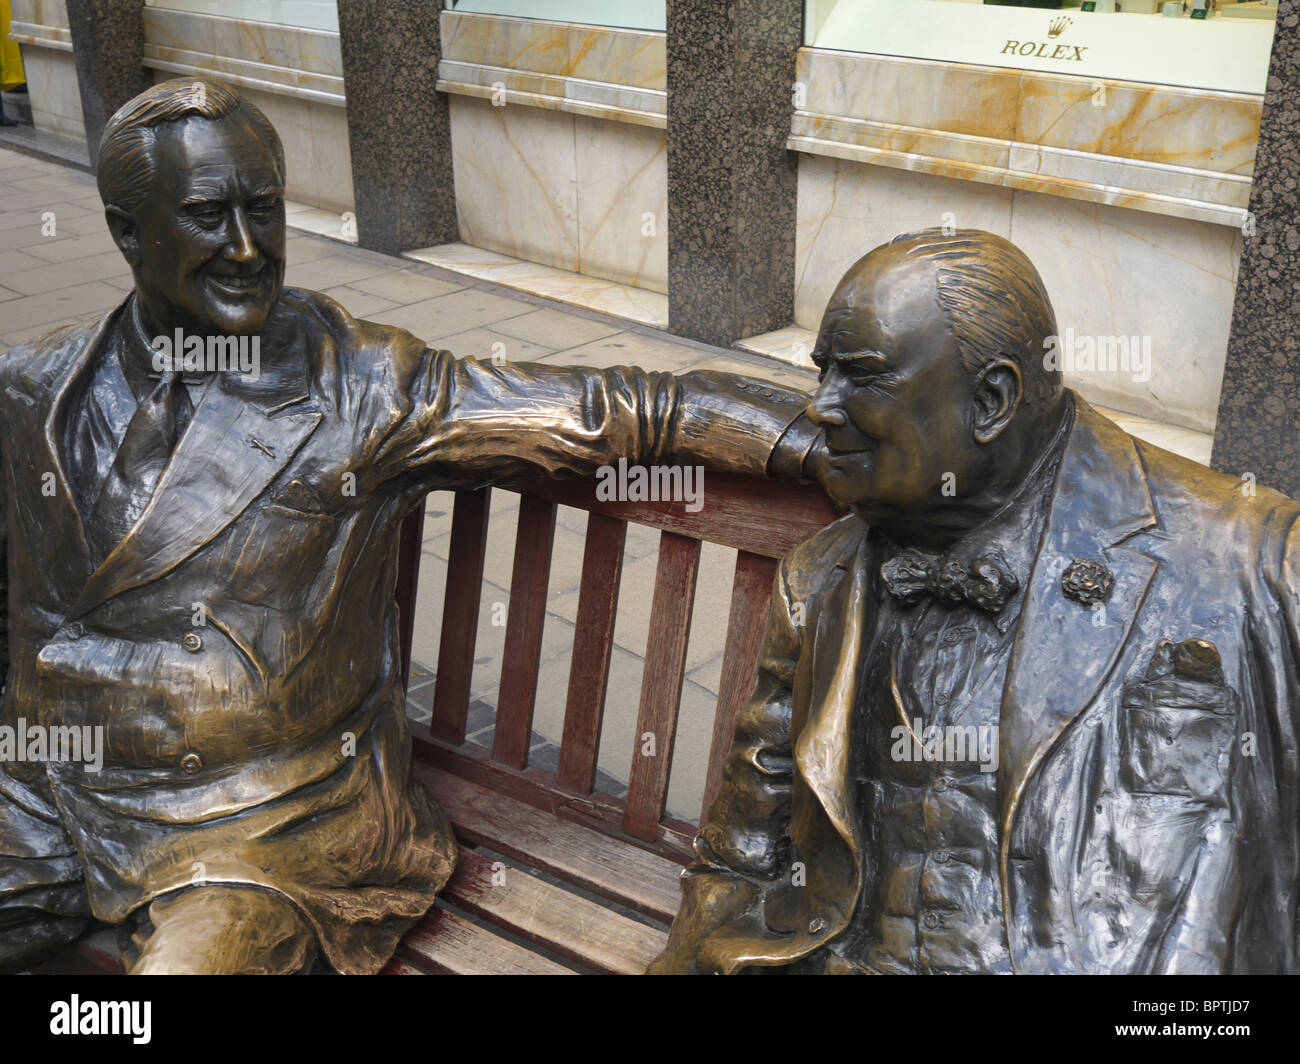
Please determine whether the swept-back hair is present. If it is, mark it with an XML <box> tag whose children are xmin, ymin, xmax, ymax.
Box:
<box><xmin>888</xmin><ymin>228</ymin><xmax>1062</xmax><ymax>406</ymax></box>
<box><xmin>97</xmin><ymin>77</ymin><xmax>285</xmax><ymax>214</ymax></box>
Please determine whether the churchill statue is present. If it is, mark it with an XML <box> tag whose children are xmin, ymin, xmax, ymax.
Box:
<box><xmin>0</xmin><ymin>78</ymin><xmax>818</xmax><ymax>974</ymax></box>
<box><xmin>651</xmin><ymin>228</ymin><xmax>1300</xmax><ymax>975</ymax></box>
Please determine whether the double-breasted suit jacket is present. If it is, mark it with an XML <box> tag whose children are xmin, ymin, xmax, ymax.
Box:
<box><xmin>0</xmin><ymin>289</ymin><xmax>812</xmax><ymax>973</ymax></box>
<box><xmin>652</xmin><ymin>397</ymin><xmax>1300</xmax><ymax>974</ymax></box>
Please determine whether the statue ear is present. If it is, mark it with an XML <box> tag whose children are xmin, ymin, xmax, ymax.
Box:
<box><xmin>972</xmin><ymin>359</ymin><xmax>1022</xmax><ymax>444</ymax></box>
<box><xmin>105</xmin><ymin>205</ymin><xmax>141</xmax><ymax>267</ymax></box>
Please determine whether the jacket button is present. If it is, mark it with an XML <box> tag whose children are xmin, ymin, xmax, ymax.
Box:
<box><xmin>66</xmin><ymin>622</ymin><xmax>84</xmax><ymax>639</ymax></box>
<box><xmin>182</xmin><ymin>632</ymin><xmax>203</xmax><ymax>653</ymax></box>
<box><xmin>181</xmin><ymin>753</ymin><xmax>203</xmax><ymax>775</ymax></box>
<box><xmin>923</xmin><ymin>912</ymin><xmax>941</xmax><ymax>930</ymax></box>
<box><xmin>934</xmin><ymin>850</ymin><xmax>951</xmax><ymax>864</ymax></box>
<box><xmin>933</xmin><ymin>777</ymin><xmax>949</xmax><ymax>793</ymax></box>
<box><xmin>808</xmin><ymin>917</ymin><xmax>825</xmax><ymax>934</ymax></box>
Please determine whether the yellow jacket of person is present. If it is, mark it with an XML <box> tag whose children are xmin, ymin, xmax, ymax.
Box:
<box><xmin>0</xmin><ymin>1</ymin><xmax>25</xmax><ymax>92</ymax></box>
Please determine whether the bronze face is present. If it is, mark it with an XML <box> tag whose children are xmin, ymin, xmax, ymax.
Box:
<box><xmin>808</xmin><ymin>246</ymin><xmax>976</xmax><ymax>525</ymax></box>
<box><xmin>806</xmin><ymin>233</ymin><xmax>1065</xmax><ymax>551</ymax></box>
<box><xmin>106</xmin><ymin>111</ymin><xmax>286</xmax><ymax>339</ymax></box>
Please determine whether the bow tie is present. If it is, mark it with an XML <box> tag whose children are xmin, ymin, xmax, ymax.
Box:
<box><xmin>880</xmin><ymin>547</ymin><xmax>1019</xmax><ymax>614</ymax></box>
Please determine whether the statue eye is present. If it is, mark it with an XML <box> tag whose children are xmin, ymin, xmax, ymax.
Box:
<box><xmin>187</xmin><ymin>206</ymin><xmax>223</xmax><ymax>228</ymax></box>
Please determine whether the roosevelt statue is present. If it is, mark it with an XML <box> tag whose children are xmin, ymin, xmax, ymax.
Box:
<box><xmin>0</xmin><ymin>78</ymin><xmax>817</xmax><ymax>974</ymax></box>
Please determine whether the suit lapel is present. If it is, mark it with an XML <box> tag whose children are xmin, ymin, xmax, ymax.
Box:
<box><xmin>998</xmin><ymin>400</ymin><xmax>1159</xmax><ymax>898</ymax></box>
<box><xmin>71</xmin><ymin>311</ymin><xmax>323</xmax><ymax>617</ymax></box>
<box><xmin>796</xmin><ymin>532</ymin><xmax>875</xmax><ymax>854</ymax></box>
<box><xmin>35</xmin><ymin>311</ymin><xmax>123</xmax><ymax>575</ymax></box>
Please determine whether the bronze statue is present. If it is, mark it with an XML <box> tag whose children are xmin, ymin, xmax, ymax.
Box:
<box><xmin>651</xmin><ymin>228</ymin><xmax>1300</xmax><ymax>975</ymax></box>
<box><xmin>0</xmin><ymin>78</ymin><xmax>818</xmax><ymax>974</ymax></box>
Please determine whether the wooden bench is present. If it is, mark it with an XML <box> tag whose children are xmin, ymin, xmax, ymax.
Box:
<box><xmin>390</xmin><ymin>472</ymin><xmax>836</xmax><ymax>974</ymax></box>
<box><xmin>32</xmin><ymin>471</ymin><xmax>836</xmax><ymax>975</ymax></box>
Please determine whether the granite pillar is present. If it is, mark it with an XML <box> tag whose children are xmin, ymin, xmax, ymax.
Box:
<box><xmin>65</xmin><ymin>0</ymin><xmax>150</xmax><ymax>166</ymax></box>
<box><xmin>1211</xmin><ymin>0</ymin><xmax>1300</xmax><ymax>497</ymax></box>
<box><xmin>337</xmin><ymin>0</ymin><xmax>457</xmax><ymax>256</ymax></box>
<box><xmin>666</xmin><ymin>0</ymin><xmax>801</xmax><ymax>347</ymax></box>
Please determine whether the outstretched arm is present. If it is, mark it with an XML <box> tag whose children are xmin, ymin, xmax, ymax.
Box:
<box><xmin>370</xmin><ymin>342</ymin><xmax>816</xmax><ymax>489</ymax></box>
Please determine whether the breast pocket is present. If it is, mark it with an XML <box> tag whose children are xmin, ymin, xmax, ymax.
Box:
<box><xmin>228</xmin><ymin>502</ymin><xmax>339</xmax><ymax>612</ymax></box>
<box><xmin>1119</xmin><ymin>677</ymin><xmax>1237</xmax><ymax>805</ymax></box>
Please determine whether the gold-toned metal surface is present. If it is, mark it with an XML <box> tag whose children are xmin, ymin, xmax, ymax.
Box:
<box><xmin>0</xmin><ymin>78</ymin><xmax>816</xmax><ymax>974</ymax></box>
<box><xmin>652</xmin><ymin>229</ymin><xmax>1300</xmax><ymax>975</ymax></box>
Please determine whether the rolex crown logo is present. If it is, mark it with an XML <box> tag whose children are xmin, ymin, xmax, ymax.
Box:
<box><xmin>1048</xmin><ymin>16</ymin><xmax>1073</xmax><ymax>37</ymax></box>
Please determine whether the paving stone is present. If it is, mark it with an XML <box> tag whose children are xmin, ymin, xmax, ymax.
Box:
<box><xmin>284</xmin><ymin>252</ymin><xmax>395</xmax><ymax>291</ymax></box>
<box><xmin>320</xmin><ymin>284</ymin><xmax>400</xmax><ymax>320</ymax></box>
<box><xmin>489</xmin><ymin>306</ymin><xmax>624</xmax><ymax>350</ymax></box>
<box><xmin>364</xmin><ymin>287</ymin><xmax>534</xmax><ymax>342</ymax></box>
<box><xmin>536</xmin><ymin>330</ymin><xmax>713</xmax><ymax>372</ymax></box>
<box><xmin>347</xmin><ymin>268</ymin><xmax>463</xmax><ymax>305</ymax></box>
<box><xmin>424</xmin><ymin>325</ymin><xmax>553</xmax><ymax>363</ymax></box>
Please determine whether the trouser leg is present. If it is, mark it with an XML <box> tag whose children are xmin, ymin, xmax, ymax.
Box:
<box><xmin>122</xmin><ymin>885</ymin><xmax>320</xmax><ymax>975</ymax></box>
<box><xmin>0</xmin><ymin>768</ymin><xmax>91</xmax><ymax>973</ymax></box>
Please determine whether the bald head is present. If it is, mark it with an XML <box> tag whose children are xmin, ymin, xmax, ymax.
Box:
<box><xmin>805</xmin><ymin>229</ymin><xmax>1071</xmax><ymax>547</ymax></box>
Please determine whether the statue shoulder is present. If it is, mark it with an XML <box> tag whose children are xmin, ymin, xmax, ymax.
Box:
<box><xmin>780</xmin><ymin>512</ymin><xmax>864</xmax><ymax>597</ymax></box>
<box><xmin>283</xmin><ymin>286</ymin><xmax>431</xmax><ymax>379</ymax></box>
<box><xmin>0</xmin><ymin>317</ymin><xmax>104</xmax><ymax>394</ymax></box>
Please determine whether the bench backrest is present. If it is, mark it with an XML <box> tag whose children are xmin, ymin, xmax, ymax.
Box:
<box><xmin>395</xmin><ymin>472</ymin><xmax>837</xmax><ymax>860</ymax></box>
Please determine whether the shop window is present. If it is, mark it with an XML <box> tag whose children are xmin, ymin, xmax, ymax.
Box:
<box><xmin>145</xmin><ymin>0</ymin><xmax>339</xmax><ymax>33</ymax></box>
<box><xmin>805</xmin><ymin>0</ymin><xmax>1277</xmax><ymax>93</ymax></box>
<box><xmin>443</xmin><ymin>0</ymin><xmax>665</xmax><ymax>32</ymax></box>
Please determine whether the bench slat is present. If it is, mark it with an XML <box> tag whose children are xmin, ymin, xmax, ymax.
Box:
<box><xmin>416</xmin><ymin>763</ymin><xmax>683</xmax><ymax>922</ymax></box>
<box><xmin>431</xmin><ymin>489</ymin><xmax>491</xmax><ymax>743</ymax></box>
<box><xmin>494</xmin><ymin>494</ymin><xmax>558</xmax><ymax>768</ymax></box>
<box><xmin>521</xmin><ymin>471</ymin><xmax>838</xmax><ymax>559</ymax></box>
<box><xmin>623</xmin><ymin>531</ymin><xmax>700</xmax><ymax>840</ymax></box>
<box><xmin>703</xmin><ymin>550</ymin><xmax>778</xmax><ymax>819</ymax></box>
<box><xmin>399</xmin><ymin>906</ymin><xmax>576</xmax><ymax>975</ymax></box>
<box><xmin>445</xmin><ymin>849</ymin><xmax>666</xmax><ymax>975</ymax></box>
<box><xmin>557</xmin><ymin>512</ymin><xmax>627</xmax><ymax>794</ymax></box>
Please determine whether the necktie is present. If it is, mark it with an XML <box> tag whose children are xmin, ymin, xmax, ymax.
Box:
<box><xmin>86</xmin><ymin>369</ymin><xmax>193</xmax><ymax>563</ymax></box>
<box><xmin>880</xmin><ymin>547</ymin><xmax>1019</xmax><ymax>614</ymax></box>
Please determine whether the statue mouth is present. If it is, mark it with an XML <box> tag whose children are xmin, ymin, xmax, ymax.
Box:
<box><xmin>207</xmin><ymin>269</ymin><xmax>267</xmax><ymax>295</ymax></box>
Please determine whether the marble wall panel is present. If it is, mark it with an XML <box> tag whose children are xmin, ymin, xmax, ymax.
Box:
<box><xmin>306</xmin><ymin>99</ymin><xmax>354</xmax><ymax>215</ymax></box>
<box><xmin>449</xmin><ymin>95</ymin><xmax>580</xmax><ymax>273</ymax></box>
<box><xmin>230</xmin><ymin>83</ymin><xmax>320</xmax><ymax>208</ymax></box>
<box><xmin>10</xmin><ymin>0</ymin><xmax>70</xmax><ymax>30</ymax></box>
<box><xmin>441</xmin><ymin>11</ymin><xmax>570</xmax><ymax>76</ymax></box>
<box><xmin>1009</xmin><ymin>192</ymin><xmax>1241</xmax><ymax>433</ymax></box>
<box><xmin>795</xmin><ymin>153</ymin><xmax>1240</xmax><ymax>433</ymax></box>
<box><xmin>573</xmin><ymin>115</ymin><xmax>667</xmax><ymax>293</ymax></box>
<box><xmin>794</xmin><ymin>153</ymin><xmax>1015</xmax><ymax>328</ymax></box>
<box><xmin>1017</xmin><ymin>78</ymin><xmax>1261</xmax><ymax>177</ymax></box>
<box><xmin>212</xmin><ymin>13</ymin><xmax>298</xmax><ymax>72</ymax></box>
<box><xmin>441</xmin><ymin>10</ymin><xmax>666</xmax><ymax>89</ymax></box>
<box><xmin>798</xmin><ymin>51</ymin><xmax>1021</xmax><ymax>141</ymax></box>
<box><xmin>141</xmin><ymin>6</ymin><xmax>215</xmax><ymax>54</ymax></box>
<box><xmin>566</xmin><ymin>23</ymin><xmax>665</xmax><ymax>89</ymax></box>
<box><xmin>20</xmin><ymin>46</ymin><xmax>86</xmax><ymax>144</ymax></box>
<box><xmin>798</xmin><ymin>48</ymin><xmax>1262</xmax><ymax>178</ymax></box>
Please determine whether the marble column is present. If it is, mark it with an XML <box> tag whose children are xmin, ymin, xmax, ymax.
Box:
<box><xmin>1211</xmin><ymin>0</ymin><xmax>1300</xmax><ymax>498</ymax></box>
<box><xmin>666</xmin><ymin>0</ymin><xmax>802</xmax><ymax>347</ymax></box>
<box><xmin>337</xmin><ymin>0</ymin><xmax>457</xmax><ymax>256</ymax></box>
<box><xmin>65</xmin><ymin>0</ymin><xmax>150</xmax><ymax>165</ymax></box>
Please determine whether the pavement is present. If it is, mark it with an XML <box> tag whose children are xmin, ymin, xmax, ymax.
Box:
<box><xmin>0</xmin><ymin>144</ymin><xmax>821</xmax><ymax>821</ymax></box>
